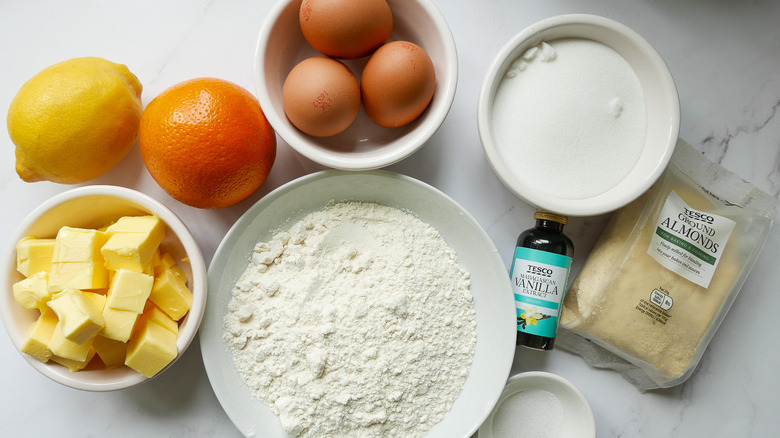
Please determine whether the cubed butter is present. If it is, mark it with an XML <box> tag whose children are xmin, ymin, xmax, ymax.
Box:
<box><xmin>105</xmin><ymin>269</ymin><xmax>153</xmax><ymax>313</ymax></box>
<box><xmin>83</xmin><ymin>291</ymin><xmax>106</xmax><ymax>313</ymax></box>
<box><xmin>49</xmin><ymin>322</ymin><xmax>93</xmax><ymax>362</ymax></box>
<box><xmin>150</xmin><ymin>249</ymin><xmax>162</xmax><ymax>268</ymax></box>
<box><xmin>13</xmin><ymin>271</ymin><xmax>52</xmax><ymax>310</ymax></box>
<box><xmin>159</xmin><ymin>252</ymin><xmax>176</xmax><ymax>269</ymax></box>
<box><xmin>155</xmin><ymin>253</ymin><xmax>188</xmax><ymax>283</ymax></box>
<box><xmin>101</xmin><ymin>216</ymin><xmax>165</xmax><ymax>273</ymax></box>
<box><xmin>140</xmin><ymin>301</ymin><xmax>178</xmax><ymax>335</ymax></box>
<box><xmin>49</xmin><ymin>227</ymin><xmax>108</xmax><ymax>291</ymax></box>
<box><xmin>52</xmin><ymin>227</ymin><xmax>107</xmax><ymax>263</ymax></box>
<box><xmin>47</xmin><ymin>287</ymin><xmax>105</xmax><ymax>345</ymax></box>
<box><xmin>48</xmin><ymin>260</ymin><xmax>109</xmax><ymax>293</ymax></box>
<box><xmin>92</xmin><ymin>336</ymin><xmax>128</xmax><ymax>369</ymax></box>
<box><xmin>125</xmin><ymin>319</ymin><xmax>178</xmax><ymax>378</ymax></box>
<box><xmin>51</xmin><ymin>348</ymin><xmax>96</xmax><ymax>372</ymax></box>
<box><xmin>142</xmin><ymin>249</ymin><xmax>160</xmax><ymax>276</ymax></box>
<box><xmin>149</xmin><ymin>267</ymin><xmax>193</xmax><ymax>321</ymax></box>
<box><xmin>101</xmin><ymin>234</ymin><xmax>156</xmax><ymax>273</ymax></box>
<box><xmin>16</xmin><ymin>237</ymin><xmax>56</xmax><ymax>277</ymax></box>
<box><xmin>101</xmin><ymin>306</ymin><xmax>139</xmax><ymax>342</ymax></box>
<box><xmin>20</xmin><ymin>307</ymin><xmax>59</xmax><ymax>363</ymax></box>
<box><xmin>105</xmin><ymin>215</ymin><xmax>165</xmax><ymax>238</ymax></box>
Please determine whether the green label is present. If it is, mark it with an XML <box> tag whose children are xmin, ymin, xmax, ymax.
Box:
<box><xmin>654</xmin><ymin>227</ymin><xmax>716</xmax><ymax>265</ymax></box>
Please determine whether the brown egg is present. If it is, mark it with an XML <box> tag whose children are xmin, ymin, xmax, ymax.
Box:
<box><xmin>282</xmin><ymin>57</ymin><xmax>361</xmax><ymax>137</ymax></box>
<box><xmin>361</xmin><ymin>41</ymin><xmax>436</xmax><ymax>129</ymax></box>
<box><xmin>299</xmin><ymin>0</ymin><xmax>393</xmax><ymax>59</ymax></box>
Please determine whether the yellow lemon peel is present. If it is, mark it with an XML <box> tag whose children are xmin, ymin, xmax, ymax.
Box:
<box><xmin>7</xmin><ymin>57</ymin><xmax>142</xmax><ymax>184</ymax></box>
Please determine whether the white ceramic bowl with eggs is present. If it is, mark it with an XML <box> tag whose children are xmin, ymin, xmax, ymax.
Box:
<box><xmin>0</xmin><ymin>185</ymin><xmax>207</xmax><ymax>391</ymax></box>
<box><xmin>478</xmin><ymin>14</ymin><xmax>680</xmax><ymax>217</ymax></box>
<box><xmin>254</xmin><ymin>0</ymin><xmax>458</xmax><ymax>170</ymax></box>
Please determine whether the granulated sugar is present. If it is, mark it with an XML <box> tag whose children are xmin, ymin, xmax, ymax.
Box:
<box><xmin>223</xmin><ymin>201</ymin><xmax>476</xmax><ymax>437</ymax></box>
<box><xmin>491</xmin><ymin>389</ymin><xmax>565</xmax><ymax>438</ymax></box>
<box><xmin>492</xmin><ymin>38</ymin><xmax>647</xmax><ymax>200</ymax></box>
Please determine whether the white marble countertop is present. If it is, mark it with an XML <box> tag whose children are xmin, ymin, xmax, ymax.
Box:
<box><xmin>1</xmin><ymin>1</ymin><xmax>778</xmax><ymax>437</ymax></box>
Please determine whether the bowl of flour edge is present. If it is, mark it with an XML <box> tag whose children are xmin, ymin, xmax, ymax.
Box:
<box><xmin>200</xmin><ymin>170</ymin><xmax>517</xmax><ymax>437</ymax></box>
<box><xmin>477</xmin><ymin>14</ymin><xmax>680</xmax><ymax>217</ymax></box>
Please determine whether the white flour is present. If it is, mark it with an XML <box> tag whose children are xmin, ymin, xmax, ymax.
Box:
<box><xmin>492</xmin><ymin>38</ymin><xmax>647</xmax><ymax>200</ymax></box>
<box><xmin>224</xmin><ymin>201</ymin><xmax>476</xmax><ymax>437</ymax></box>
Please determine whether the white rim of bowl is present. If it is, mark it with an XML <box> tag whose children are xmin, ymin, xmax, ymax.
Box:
<box><xmin>477</xmin><ymin>14</ymin><xmax>680</xmax><ymax>216</ymax></box>
<box><xmin>478</xmin><ymin>371</ymin><xmax>596</xmax><ymax>438</ymax></box>
<box><xmin>0</xmin><ymin>185</ymin><xmax>207</xmax><ymax>391</ymax></box>
<box><xmin>254</xmin><ymin>0</ymin><xmax>459</xmax><ymax>170</ymax></box>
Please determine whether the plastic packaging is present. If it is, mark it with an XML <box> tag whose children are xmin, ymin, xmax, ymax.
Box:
<box><xmin>558</xmin><ymin>140</ymin><xmax>777</xmax><ymax>390</ymax></box>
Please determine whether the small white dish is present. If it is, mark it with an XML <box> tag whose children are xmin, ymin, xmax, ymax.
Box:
<box><xmin>478</xmin><ymin>14</ymin><xmax>680</xmax><ymax>216</ymax></box>
<box><xmin>254</xmin><ymin>0</ymin><xmax>458</xmax><ymax>170</ymax></box>
<box><xmin>478</xmin><ymin>371</ymin><xmax>595</xmax><ymax>438</ymax></box>
<box><xmin>0</xmin><ymin>185</ymin><xmax>207</xmax><ymax>391</ymax></box>
<box><xmin>201</xmin><ymin>170</ymin><xmax>516</xmax><ymax>437</ymax></box>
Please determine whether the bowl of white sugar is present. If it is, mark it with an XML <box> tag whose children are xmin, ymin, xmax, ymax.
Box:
<box><xmin>477</xmin><ymin>371</ymin><xmax>595</xmax><ymax>438</ymax></box>
<box><xmin>478</xmin><ymin>14</ymin><xmax>679</xmax><ymax>216</ymax></box>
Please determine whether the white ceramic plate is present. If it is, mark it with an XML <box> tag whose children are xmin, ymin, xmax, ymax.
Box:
<box><xmin>201</xmin><ymin>170</ymin><xmax>516</xmax><ymax>437</ymax></box>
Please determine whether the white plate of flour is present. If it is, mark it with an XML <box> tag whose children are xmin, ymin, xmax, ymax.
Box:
<box><xmin>201</xmin><ymin>170</ymin><xmax>516</xmax><ymax>438</ymax></box>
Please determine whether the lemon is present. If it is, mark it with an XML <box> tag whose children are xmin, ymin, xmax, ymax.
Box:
<box><xmin>7</xmin><ymin>57</ymin><xmax>143</xmax><ymax>184</ymax></box>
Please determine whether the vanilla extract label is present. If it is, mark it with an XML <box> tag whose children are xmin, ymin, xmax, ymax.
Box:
<box><xmin>648</xmin><ymin>191</ymin><xmax>736</xmax><ymax>288</ymax></box>
<box><xmin>510</xmin><ymin>247</ymin><xmax>572</xmax><ymax>338</ymax></box>
<box><xmin>514</xmin><ymin>274</ymin><xmax>560</xmax><ymax>297</ymax></box>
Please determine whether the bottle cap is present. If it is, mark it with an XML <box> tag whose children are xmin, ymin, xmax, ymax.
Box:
<box><xmin>534</xmin><ymin>209</ymin><xmax>568</xmax><ymax>225</ymax></box>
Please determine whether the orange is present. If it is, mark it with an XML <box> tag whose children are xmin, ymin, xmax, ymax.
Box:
<box><xmin>139</xmin><ymin>78</ymin><xmax>276</xmax><ymax>209</ymax></box>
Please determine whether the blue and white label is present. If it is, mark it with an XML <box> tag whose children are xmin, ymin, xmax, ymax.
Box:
<box><xmin>510</xmin><ymin>247</ymin><xmax>572</xmax><ymax>338</ymax></box>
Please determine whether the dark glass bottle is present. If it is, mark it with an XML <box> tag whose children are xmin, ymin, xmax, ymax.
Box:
<box><xmin>510</xmin><ymin>210</ymin><xmax>574</xmax><ymax>350</ymax></box>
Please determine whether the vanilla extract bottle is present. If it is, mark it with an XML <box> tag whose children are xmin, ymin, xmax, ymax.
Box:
<box><xmin>510</xmin><ymin>210</ymin><xmax>574</xmax><ymax>350</ymax></box>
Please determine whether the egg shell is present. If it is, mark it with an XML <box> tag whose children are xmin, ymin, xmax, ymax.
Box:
<box><xmin>282</xmin><ymin>57</ymin><xmax>361</xmax><ymax>137</ymax></box>
<box><xmin>361</xmin><ymin>41</ymin><xmax>436</xmax><ymax>129</ymax></box>
<box><xmin>299</xmin><ymin>0</ymin><xmax>393</xmax><ymax>59</ymax></box>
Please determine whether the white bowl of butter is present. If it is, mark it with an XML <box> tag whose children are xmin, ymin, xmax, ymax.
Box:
<box><xmin>0</xmin><ymin>185</ymin><xmax>207</xmax><ymax>391</ymax></box>
<box><xmin>478</xmin><ymin>14</ymin><xmax>679</xmax><ymax>216</ymax></box>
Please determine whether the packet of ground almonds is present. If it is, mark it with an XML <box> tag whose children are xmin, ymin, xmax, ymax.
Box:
<box><xmin>558</xmin><ymin>139</ymin><xmax>777</xmax><ymax>391</ymax></box>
